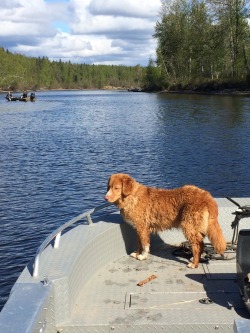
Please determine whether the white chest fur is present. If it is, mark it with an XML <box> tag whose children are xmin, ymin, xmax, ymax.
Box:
<box><xmin>123</xmin><ymin>217</ymin><xmax>135</xmax><ymax>227</ymax></box>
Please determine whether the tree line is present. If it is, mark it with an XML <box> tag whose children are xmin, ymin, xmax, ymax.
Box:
<box><xmin>0</xmin><ymin>47</ymin><xmax>145</xmax><ymax>91</ymax></box>
<box><xmin>148</xmin><ymin>0</ymin><xmax>250</xmax><ymax>91</ymax></box>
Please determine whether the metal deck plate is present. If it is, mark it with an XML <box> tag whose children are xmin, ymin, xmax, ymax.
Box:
<box><xmin>63</xmin><ymin>249</ymin><xmax>250</xmax><ymax>333</ymax></box>
<box><xmin>127</xmin><ymin>291</ymin><xmax>244</xmax><ymax>310</ymax></box>
<box><xmin>203</xmin><ymin>261</ymin><xmax>237</xmax><ymax>280</ymax></box>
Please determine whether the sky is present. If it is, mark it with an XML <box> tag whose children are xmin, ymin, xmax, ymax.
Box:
<box><xmin>0</xmin><ymin>0</ymin><xmax>162</xmax><ymax>66</ymax></box>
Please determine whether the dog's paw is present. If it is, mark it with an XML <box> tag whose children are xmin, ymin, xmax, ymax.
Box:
<box><xmin>187</xmin><ymin>262</ymin><xmax>197</xmax><ymax>269</ymax></box>
<box><xmin>137</xmin><ymin>253</ymin><xmax>148</xmax><ymax>260</ymax></box>
<box><xmin>130</xmin><ymin>252</ymin><xmax>138</xmax><ymax>259</ymax></box>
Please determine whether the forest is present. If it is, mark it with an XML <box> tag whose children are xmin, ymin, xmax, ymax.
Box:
<box><xmin>148</xmin><ymin>0</ymin><xmax>250</xmax><ymax>91</ymax></box>
<box><xmin>1</xmin><ymin>0</ymin><xmax>250</xmax><ymax>92</ymax></box>
<box><xmin>0</xmin><ymin>47</ymin><xmax>145</xmax><ymax>91</ymax></box>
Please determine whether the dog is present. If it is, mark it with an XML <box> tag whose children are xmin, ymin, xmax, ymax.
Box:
<box><xmin>104</xmin><ymin>173</ymin><xmax>227</xmax><ymax>268</ymax></box>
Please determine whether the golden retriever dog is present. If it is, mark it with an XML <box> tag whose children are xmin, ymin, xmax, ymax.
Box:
<box><xmin>104</xmin><ymin>173</ymin><xmax>227</xmax><ymax>268</ymax></box>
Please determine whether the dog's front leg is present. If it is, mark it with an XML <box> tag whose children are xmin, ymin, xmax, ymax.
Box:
<box><xmin>130</xmin><ymin>229</ymin><xmax>150</xmax><ymax>260</ymax></box>
<box><xmin>130</xmin><ymin>235</ymin><xmax>142</xmax><ymax>259</ymax></box>
<box><xmin>138</xmin><ymin>244</ymin><xmax>150</xmax><ymax>260</ymax></box>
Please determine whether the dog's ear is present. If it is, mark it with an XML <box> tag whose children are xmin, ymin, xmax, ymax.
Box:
<box><xmin>122</xmin><ymin>175</ymin><xmax>134</xmax><ymax>196</ymax></box>
<box><xmin>107</xmin><ymin>176</ymin><xmax>111</xmax><ymax>191</ymax></box>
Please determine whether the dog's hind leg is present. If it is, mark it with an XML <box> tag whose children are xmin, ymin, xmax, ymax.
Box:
<box><xmin>181</xmin><ymin>224</ymin><xmax>205</xmax><ymax>268</ymax></box>
<box><xmin>181</xmin><ymin>208</ymin><xmax>209</xmax><ymax>268</ymax></box>
<box><xmin>130</xmin><ymin>228</ymin><xmax>150</xmax><ymax>260</ymax></box>
<box><xmin>187</xmin><ymin>237</ymin><xmax>204</xmax><ymax>268</ymax></box>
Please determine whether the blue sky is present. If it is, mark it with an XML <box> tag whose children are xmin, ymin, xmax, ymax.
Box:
<box><xmin>0</xmin><ymin>0</ymin><xmax>161</xmax><ymax>66</ymax></box>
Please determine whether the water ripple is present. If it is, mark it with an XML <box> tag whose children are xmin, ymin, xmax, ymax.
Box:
<box><xmin>0</xmin><ymin>90</ymin><xmax>250</xmax><ymax>310</ymax></box>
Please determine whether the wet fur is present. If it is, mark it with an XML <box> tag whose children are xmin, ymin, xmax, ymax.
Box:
<box><xmin>104</xmin><ymin>173</ymin><xmax>227</xmax><ymax>268</ymax></box>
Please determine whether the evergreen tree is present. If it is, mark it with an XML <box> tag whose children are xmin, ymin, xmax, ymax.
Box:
<box><xmin>143</xmin><ymin>57</ymin><xmax>163</xmax><ymax>91</ymax></box>
<box><xmin>0</xmin><ymin>48</ymin><xmax>145</xmax><ymax>91</ymax></box>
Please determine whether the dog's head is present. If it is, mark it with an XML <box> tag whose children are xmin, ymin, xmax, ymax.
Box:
<box><xmin>104</xmin><ymin>173</ymin><xmax>135</xmax><ymax>203</ymax></box>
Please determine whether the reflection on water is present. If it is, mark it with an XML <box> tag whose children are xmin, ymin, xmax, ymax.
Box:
<box><xmin>155</xmin><ymin>93</ymin><xmax>250</xmax><ymax>193</ymax></box>
<box><xmin>0</xmin><ymin>90</ymin><xmax>250</xmax><ymax>310</ymax></box>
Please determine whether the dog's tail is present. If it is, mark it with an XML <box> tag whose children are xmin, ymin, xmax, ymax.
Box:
<box><xmin>206</xmin><ymin>205</ymin><xmax>227</xmax><ymax>254</ymax></box>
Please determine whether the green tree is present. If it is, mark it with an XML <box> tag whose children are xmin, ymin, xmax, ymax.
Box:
<box><xmin>154</xmin><ymin>0</ymin><xmax>191</xmax><ymax>85</ymax></box>
<box><xmin>207</xmin><ymin>0</ymin><xmax>250</xmax><ymax>78</ymax></box>
<box><xmin>188</xmin><ymin>0</ymin><xmax>213</xmax><ymax>79</ymax></box>
<box><xmin>143</xmin><ymin>57</ymin><xmax>163</xmax><ymax>91</ymax></box>
<box><xmin>154</xmin><ymin>0</ymin><xmax>250</xmax><ymax>89</ymax></box>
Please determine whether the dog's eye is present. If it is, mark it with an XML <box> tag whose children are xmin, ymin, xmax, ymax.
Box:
<box><xmin>114</xmin><ymin>186</ymin><xmax>120</xmax><ymax>190</ymax></box>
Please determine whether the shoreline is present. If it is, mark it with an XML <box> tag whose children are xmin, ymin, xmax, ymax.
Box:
<box><xmin>160</xmin><ymin>89</ymin><xmax>250</xmax><ymax>97</ymax></box>
<box><xmin>1</xmin><ymin>87</ymin><xmax>250</xmax><ymax>96</ymax></box>
<box><xmin>0</xmin><ymin>86</ymin><xmax>126</xmax><ymax>93</ymax></box>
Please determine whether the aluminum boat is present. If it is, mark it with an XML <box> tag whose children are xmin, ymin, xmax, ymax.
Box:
<box><xmin>1</xmin><ymin>198</ymin><xmax>250</xmax><ymax>333</ymax></box>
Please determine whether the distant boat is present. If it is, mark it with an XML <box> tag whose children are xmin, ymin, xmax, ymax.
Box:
<box><xmin>5</xmin><ymin>92</ymin><xmax>36</xmax><ymax>102</ymax></box>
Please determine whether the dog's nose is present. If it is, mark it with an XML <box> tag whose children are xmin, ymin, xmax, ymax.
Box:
<box><xmin>104</xmin><ymin>194</ymin><xmax>109</xmax><ymax>201</ymax></box>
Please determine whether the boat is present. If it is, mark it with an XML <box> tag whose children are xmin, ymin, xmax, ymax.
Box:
<box><xmin>0</xmin><ymin>198</ymin><xmax>250</xmax><ymax>333</ymax></box>
<box><xmin>5</xmin><ymin>92</ymin><xmax>36</xmax><ymax>102</ymax></box>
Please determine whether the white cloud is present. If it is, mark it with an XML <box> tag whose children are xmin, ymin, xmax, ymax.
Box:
<box><xmin>0</xmin><ymin>0</ymin><xmax>161</xmax><ymax>66</ymax></box>
<box><xmin>88</xmin><ymin>0</ymin><xmax>160</xmax><ymax>19</ymax></box>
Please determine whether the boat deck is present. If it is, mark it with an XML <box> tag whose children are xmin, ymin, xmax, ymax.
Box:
<box><xmin>1</xmin><ymin>198</ymin><xmax>250</xmax><ymax>333</ymax></box>
<box><xmin>67</xmin><ymin>245</ymin><xmax>249</xmax><ymax>332</ymax></box>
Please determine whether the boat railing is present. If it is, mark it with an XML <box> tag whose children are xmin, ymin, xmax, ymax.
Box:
<box><xmin>33</xmin><ymin>202</ymin><xmax>113</xmax><ymax>277</ymax></box>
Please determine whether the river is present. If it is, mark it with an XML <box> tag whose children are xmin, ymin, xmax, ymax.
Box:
<box><xmin>0</xmin><ymin>89</ymin><xmax>250</xmax><ymax>310</ymax></box>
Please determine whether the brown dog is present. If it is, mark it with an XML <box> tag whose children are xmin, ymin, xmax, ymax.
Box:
<box><xmin>104</xmin><ymin>173</ymin><xmax>227</xmax><ymax>268</ymax></box>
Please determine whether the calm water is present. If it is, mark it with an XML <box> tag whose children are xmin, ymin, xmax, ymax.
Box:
<box><xmin>0</xmin><ymin>90</ymin><xmax>250</xmax><ymax>310</ymax></box>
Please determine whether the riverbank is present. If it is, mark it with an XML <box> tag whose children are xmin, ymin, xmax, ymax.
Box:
<box><xmin>160</xmin><ymin>89</ymin><xmax>250</xmax><ymax>96</ymax></box>
<box><xmin>158</xmin><ymin>78</ymin><xmax>250</xmax><ymax>96</ymax></box>
<box><xmin>0</xmin><ymin>86</ymin><xmax>127</xmax><ymax>94</ymax></box>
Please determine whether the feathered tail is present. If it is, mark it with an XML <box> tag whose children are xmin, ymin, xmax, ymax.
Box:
<box><xmin>207</xmin><ymin>217</ymin><xmax>227</xmax><ymax>254</ymax></box>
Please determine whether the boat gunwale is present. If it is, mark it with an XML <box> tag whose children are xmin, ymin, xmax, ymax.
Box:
<box><xmin>33</xmin><ymin>202</ymin><xmax>113</xmax><ymax>277</ymax></box>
